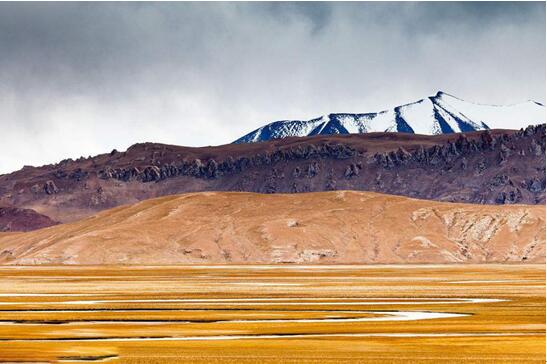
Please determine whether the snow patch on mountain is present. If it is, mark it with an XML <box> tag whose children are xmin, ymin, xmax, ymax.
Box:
<box><xmin>234</xmin><ymin>91</ymin><xmax>545</xmax><ymax>143</ymax></box>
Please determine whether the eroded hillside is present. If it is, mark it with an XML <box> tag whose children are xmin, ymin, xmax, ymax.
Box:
<box><xmin>0</xmin><ymin>126</ymin><xmax>544</xmax><ymax>227</ymax></box>
<box><xmin>0</xmin><ymin>191</ymin><xmax>543</xmax><ymax>265</ymax></box>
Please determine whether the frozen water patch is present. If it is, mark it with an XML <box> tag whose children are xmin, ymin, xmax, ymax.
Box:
<box><xmin>0</xmin><ymin>310</ymin><xmax>468</xmax><ymax>325</ymax></box>
<box><xmin>0</xmin><ymin>297</ymin><xmax>507</xmax><ymax>306</ymax></box>
<box><xmin>0</xmin><ymin>293</ymin><xmax>110</xmax><ymax>297</ymax></box>
<box><xmin>230</xmin><ymin>283</ymin><xmax>304</xmax><ymax>286</ymax></box>
<box><xmin>5</xmin><ymin>332</ymin><xmax>537</xmax><ymax>342</ymax></box>
<box><xmin>447</xmin><ymin>280</ymin><xmax>537</xmax><ymax>284</ymax></box>
<box><xmin>222</xmin><ymin>310</ymin><xmax>467</xmax><ymax>323</ymax></box>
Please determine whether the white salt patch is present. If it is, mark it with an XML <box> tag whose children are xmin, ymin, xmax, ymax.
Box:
<box><xmin>7</xmin><ymin>332</ymin><xmax>535</xmax><ymax>342</ymax></box>
<box><xmin>0</xmin><ymin>297</ymin><xmax>505</xmax><ymax>305</ymax></box>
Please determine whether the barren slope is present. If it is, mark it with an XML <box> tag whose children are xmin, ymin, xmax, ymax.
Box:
<box><xmin>0</xmin><ymin>206</ymin><xmax>58</xmax><ymax>232</ymax></box>
<box><xmin>0</xmin><ymin>125</ymin><xmax>544</xmax><ymax>227</ymax></box>
<box><xmin>0</xmin><ymin>191</ymin><xmax>543</xmax><ymax>265</ymax></box>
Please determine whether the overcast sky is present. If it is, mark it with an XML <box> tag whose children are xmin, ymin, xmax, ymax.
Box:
<box><xmin>0</xmin><ymin>2</ymin><xmax>545</xmax><ymax>174</ymax></box>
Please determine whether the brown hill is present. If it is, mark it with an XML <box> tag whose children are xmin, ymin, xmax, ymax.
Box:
<box><xmin>0</xmin><ymin>191</ymin><xmax>543</xmax><ymax>265</ymax></box>
<box><xmin>0</xmin><ymin>206</ymin><xmax>58</xmax><ymax>232</ymax></box>
<box><xmin>0</xmin><ymin>125</ymin><xmax>544</xmax><ymax>226</ymax></box>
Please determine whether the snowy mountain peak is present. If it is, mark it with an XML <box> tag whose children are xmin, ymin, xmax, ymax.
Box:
<box><xmin>234</xmin><ymin>92</ymin><xmax>545</xmax><ymax>143</ymax></box>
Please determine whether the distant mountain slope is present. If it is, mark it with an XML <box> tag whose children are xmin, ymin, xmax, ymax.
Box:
<box><xmin>0</xmin><ymin>206</ymin><xmax>58</xmax><ymax>232</ymax></box>
<box><xmin>234</xmin><ymin>92</ymin><xmax>545</xmax><ymax>143</ymax></box>
<box><xmin>0</xmin><ymin>191</ymin><xmax>543</xmax><ymax>265</ymax></box>
<box><xmin>0</xmin><ymin>125</ymin><xmax>544</xmax><ymax>226</ymax></box>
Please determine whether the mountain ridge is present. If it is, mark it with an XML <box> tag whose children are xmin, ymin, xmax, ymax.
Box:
<box><xmin>0</xmin><ymin>125</ymin><xmax>544</xmax><ymax>229</ymax></box>
<box><xmin>234</xmin><ymin>92</ymin><xmax>545</xmax><ymax>143</ymax></box>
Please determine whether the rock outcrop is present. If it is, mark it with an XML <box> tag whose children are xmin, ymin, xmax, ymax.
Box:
<box><xmin>0</xmin><ymin>125</ymin><xmax>544</xmax><ymax>225</ymax></box>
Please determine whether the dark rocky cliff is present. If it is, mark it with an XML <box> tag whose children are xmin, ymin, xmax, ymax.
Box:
<box><xmin>0</xmin><ymin>125</ymin><xmax>544</xmax><ymax>227</ymax></box>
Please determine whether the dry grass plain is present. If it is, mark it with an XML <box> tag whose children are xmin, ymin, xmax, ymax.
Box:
<box><xmin>0</xmin><ymin>264</ymin><xmax>543</xmax><ymax>363</ymax></box>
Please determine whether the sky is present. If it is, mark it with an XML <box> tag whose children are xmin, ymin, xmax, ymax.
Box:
<box><xmin>0</xmin><ymin>2</ymin><xmax>545</xmax><ymax>174</ymax></box>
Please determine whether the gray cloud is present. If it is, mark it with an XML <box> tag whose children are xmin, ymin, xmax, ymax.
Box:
<box><xmin>0</xmin><ymin>2</ymin><xmax>544</xmax><ymax>173</ymax></box>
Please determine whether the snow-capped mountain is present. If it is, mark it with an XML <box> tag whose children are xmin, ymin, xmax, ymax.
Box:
<box><xmin>234</xmin><ymin>91</ymin><xmax>545</xmax><ymax>143</ymax></box>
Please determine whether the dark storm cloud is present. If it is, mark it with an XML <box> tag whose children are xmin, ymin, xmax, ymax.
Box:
<box><xmin>0</xmin><ymin>2</ymin><xmax>544</xmax><ymax>173</ymax></box>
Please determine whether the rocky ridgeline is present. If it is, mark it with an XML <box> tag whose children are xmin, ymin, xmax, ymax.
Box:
<box><xmin>366</xmin><ymin>125</ymin><xmax>545</xmax><ymax>204</ymax></box>
<box><xmin>4</xmin><ymin>125</ymin><xmax>544</xmax><ymax>229</ymax></box>
<box><xmin>372</xmin><ymin>125</ymin><xmax>545</xmax><ymax>169</ymax></box>
<box><xmin>87</xmin><ymin>125</ymin><xmax>546</xmax><ymax>205</ymax></box>
<box><xmin>0</xmin><ymin>124</ymin><xmax>543</xmax><ymax>232</ymax></box>
<box><xmin>98</xmin><ymin>126</ymin><xmax>545</xmax><ymax>183</ymax></box>
<box><xmin>97</xmin><ymin>143</ymin><xmax>359</xmax><ymax>182</ymax></box>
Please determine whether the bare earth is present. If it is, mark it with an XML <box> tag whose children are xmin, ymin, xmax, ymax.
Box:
<box><xmin>0</xmin><ymin>264</ymin><xmax>543</xmax><ymax>363</ymax></box>
<box><xmin>0</xmin><ymin>191</ymin><xmax>544</xmax><ymax>264</ymax></box>
<box><xmin>1</xmin><ymin>126</ymin><xmax>544</xmax><ymax>227</ymax></box>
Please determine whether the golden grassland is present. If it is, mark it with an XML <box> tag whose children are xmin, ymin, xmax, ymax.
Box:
<box><xmin>0</xmin><ymin>264</ymin><xmax>543</xmax><ymax>363</ymax></box>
